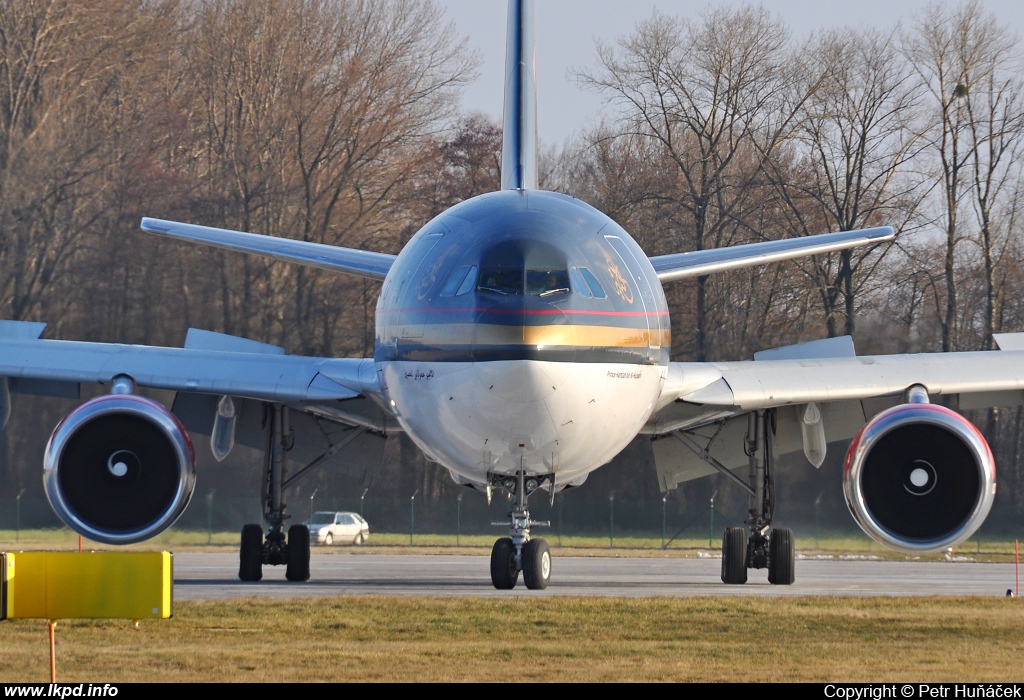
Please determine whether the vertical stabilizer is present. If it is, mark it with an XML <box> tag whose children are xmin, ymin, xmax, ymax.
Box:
<box><xmin>501</xmin><ymin>0</ymin><xmax>538</xmax><ymax>190</ymax></box>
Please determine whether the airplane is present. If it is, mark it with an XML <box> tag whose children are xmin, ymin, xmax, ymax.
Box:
<box><xmin>0</xmin><ymin>0</ymin><xmax>1009</xmax><ymax>590</ymax></box>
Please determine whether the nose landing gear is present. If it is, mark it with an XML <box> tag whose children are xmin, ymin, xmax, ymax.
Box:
<box><xmin>489</xmin><ymin>469</ymin><xmax>552</xmax><ymax>590</ymax></box>
<box><xmin>490</xmin><ymin>537</ymin><xmax>519</xmax><ymax>589</ymax></box>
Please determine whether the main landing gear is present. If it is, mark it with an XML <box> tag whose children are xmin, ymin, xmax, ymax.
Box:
<box><xmin>239</xmin><ymin>522</ymin><xmax>310</xmax><ymax>582</ymax></box>
<box><xmin>238</xmin><ymin>404</ymin><xmax>310</xmax><ymax>582</ymax></box>
<box><xmin>720</xmin><ymin>410</ymin><xmax>795</xmax><ymax>586</ymax></box>
<box><xmin>489</xmin><ymin>470</ymin><xmax>552</xmax><ymax>590</ymax></box>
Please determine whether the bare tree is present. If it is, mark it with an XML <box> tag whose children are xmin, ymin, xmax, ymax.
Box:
<box><xmin>902</xmin><ymin>0</ymin><xmax>1020</xmax><ymax>352</ymax></box>
<box><xmin>179</xmin><ymin>0</ymin><xmax>476</xmax><ymax>356</ymax></box>
<box><xmin>769</xmin><ymin>27</ymin><xmax>926</xmax><ymax>339</ymax></box>
<box><xmin>962</xmin><ymin>31</ymin><xmax>1024</xmax><ymax>350</ymax></box>
<box><xmin>578</xmin><ymin>6</ymin><xmax>812</xmax><ymax>360</ymax></box>
<box><xmin>0</xmin><ymin>0</ymin><xmax>180</xmax><ymax>325</ymax></box>
<box><xmin>417</xmin><ymin>113</ymin><xmax>502</xmax><ymax>217</ymax></box>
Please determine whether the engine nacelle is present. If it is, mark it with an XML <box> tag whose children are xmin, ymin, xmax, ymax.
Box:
<box><xmin>843</xmin><ymin>403</ymin><xmax>996</xmax><ymax>553</ymax></box>
<box><xmin>43</xmin><ymin>394</ymin><xmax>196</xmax><ymax>544</ymax></box>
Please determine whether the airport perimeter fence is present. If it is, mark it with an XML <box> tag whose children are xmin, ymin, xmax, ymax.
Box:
<box><xmin>0</xmin><ymin>492</ymin><xmax>710</xmax><ymax>540</ymax></box>
<box><xmin>2</xmin><ymin>492</ymin><xmax>1020</xmax><ymax>551</ymax></box>
<box><xmin>0</xmin><ymin>492</ymin><xmax>775</xmax><ymax>546</ymax></box>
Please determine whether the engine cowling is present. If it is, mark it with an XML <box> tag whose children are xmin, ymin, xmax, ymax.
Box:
<box><xmin>43</xmin><ymin>394</ymin><xmax>196</xmax><ymax>544</ymax></box>
<box><xmin>843</xmin><ymin>403</ymin><xmax>996</xmax><ymax>553</ymax></box>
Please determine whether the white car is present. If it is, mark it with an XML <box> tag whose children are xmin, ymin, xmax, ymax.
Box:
<box><xmin>306</xmin><ymin>511</ymin><xmax>369</xmax><ymax>546</ymax></box>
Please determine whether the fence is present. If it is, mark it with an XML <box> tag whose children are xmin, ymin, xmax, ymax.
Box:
<box><xmin>3</xmin><ymin>489</ymin><xmax>1019</xmax><ymax>551</ymax></box>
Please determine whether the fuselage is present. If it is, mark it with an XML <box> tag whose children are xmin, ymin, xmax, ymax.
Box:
<box><xmin>375</xmin><ymin>190</ymin><xmax>670</xmax><ymax>488</ymax></box>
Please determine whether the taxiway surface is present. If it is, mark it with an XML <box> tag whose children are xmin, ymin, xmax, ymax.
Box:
<box><xmin>172</xmin><ymin>552</ymin><xmax>1019</xmax><ymax>599</ymax></box>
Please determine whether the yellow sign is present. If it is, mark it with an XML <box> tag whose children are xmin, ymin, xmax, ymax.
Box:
<box><xmin>1</xmin><ymin>552</ymin><xmax>172</xmax><ymax>620</ymax></box>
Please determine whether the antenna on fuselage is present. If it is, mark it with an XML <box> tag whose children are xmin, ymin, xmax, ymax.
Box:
<box><xmin>501</xmin><ymin>0</ymin><xmax>538</xmax><ymax>191</ymax></box>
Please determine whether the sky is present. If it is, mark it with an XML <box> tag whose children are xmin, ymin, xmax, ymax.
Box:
<box><xmin>437</xmin><ymin>0</ymin><xmax>1024</xmax><ymax>145</ymax></box>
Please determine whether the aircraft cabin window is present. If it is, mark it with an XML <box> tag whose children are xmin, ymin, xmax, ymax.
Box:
<box><xmin>526</xmin><ymin>269</ymin><xmax>570</xmax><ymax>296</ymax></box>
<box><xmin>569</xmin><ymin>267</ymin><xmax>592</xmax><ymax>298</ymax></box>
<box><xmin>478</xmin><ymin>268</ymin><xmax>523</xmax><ymax>295</ymax></box>
<box><xmin>578</xmin><ymin>267</ymin><xmax>607</xmax><ymax>299</ymax></box>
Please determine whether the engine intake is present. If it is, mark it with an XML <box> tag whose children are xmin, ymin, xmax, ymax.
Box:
<box><xmin>43</xmin><ymin>394</ymin><xmax>196</xmax><ymax>544</ymax></box>
<box><xmin>843</xmin><ymin>403</ymin><xmax>995</xmax><ymax>553</ymax></box>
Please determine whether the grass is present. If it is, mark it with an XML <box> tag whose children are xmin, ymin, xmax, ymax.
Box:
<box><xmin>0</xmin><ymin>531</ymin><xmax>1021</xmax><ymax>681</ymax></box>
<box><xmin>0</xmin><ymin>597</ymin><xmax>1022</xmax><ymax>682</ymax></box>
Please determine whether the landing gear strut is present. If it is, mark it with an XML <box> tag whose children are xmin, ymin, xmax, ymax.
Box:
<box><xmin>720</xmin><ymin>410</ymin><xmax>795</xmax><ymax>585</ymax></box>
<box><xmin>238</xmin><ymin>404</ymin><xmax>310</xmax><ymax>582</ymax></box>
<box><xmin>489</xmin><ymin>469</ymin><xmax>552</xmax><ymax>590</ymax></box>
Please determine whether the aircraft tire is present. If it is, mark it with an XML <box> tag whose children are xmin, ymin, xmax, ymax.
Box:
<box><xmin>523</xmin><ymin>538</ymin><xmax>551</xmax><ymax>590</ymax></box>
<box><xmin>721</xmin><ymin>527</ymin><xmax>748</xmax><ymax>584</ymax></box>
<box><xmin>768</xmin><ymin>527</ymin><xmax>795</xmax><ymax>585</ymax></box>
<box><xmin>286</xmin><ymin>524</ymin><xmax>311</xmax><ymax>582</ymax></box>
<box><xmin>239</xmin><ymin>523</ymin><xmax>264</xmax><ymax>582</ymax></box>
<box><xmin>490</xmin><ymin>537</ymin><xmax>519</xmax><ymax>589</ymax></box>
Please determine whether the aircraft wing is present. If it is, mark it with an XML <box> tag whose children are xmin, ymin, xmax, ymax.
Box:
<box><xmin>0</xmin><ymin>321</ymin><xmax>395</xmax><ymax>546</ymax></box>
<box><xmin>656</xmin><ymin>346</ymin><xmax>1024</xmax><ymax>416</ymax></box>
<box><xmin>646</xmin><ymin>335</ymin><xmax>1024</xmax><ymax>499</ymax></box>
<box><xmin>649</xmin><ymin>227</ymin><xmax>894</xmax><ymax>282</ymax></box>
<box><xmin>140</xmin><ymin>218</ymin><xmax>396</xmax><ymax>281</ymax></box>
<box><xmin>0</xmin><ymin>322</ymin><xmax>383</xmax><ymax>407</ymax></box>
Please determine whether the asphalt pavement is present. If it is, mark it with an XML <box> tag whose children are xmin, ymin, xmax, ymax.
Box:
<box><xmin>170</xmin><ymin>551</ymin><xmax>1020</xmax><ymax>599</ymax></box>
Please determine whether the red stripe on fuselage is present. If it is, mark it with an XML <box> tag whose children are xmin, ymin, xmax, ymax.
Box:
<box><xmin>379</xmin><ymin>307</ymin><xmax>668</xmax><ymax>317</ymax></box>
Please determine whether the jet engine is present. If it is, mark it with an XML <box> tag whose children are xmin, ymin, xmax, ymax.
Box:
<box><xmin>43</xmin><ymin>394</ymin><xmax>196</xmax><ymax>544</ymax></box>
<box><xmin>843</xmin><ymin>403</ymin><xmax>996</xmax><ymax>553</ymax></box>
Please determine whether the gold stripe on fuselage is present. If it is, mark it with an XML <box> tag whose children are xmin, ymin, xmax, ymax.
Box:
<box><xmin>393</xmin><ymin>323</ymin><xmax>672</xmax><ymax>348</ymax></box>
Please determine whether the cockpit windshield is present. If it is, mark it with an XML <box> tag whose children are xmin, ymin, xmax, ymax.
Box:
<box><xmin>476</xmin><ymin>267</ymin><xmax>573</xmax><ymax>296</ymax></box>
<box><xmin>478</xmin><ymin>268</ymin><xmax>523</xmax><ymax>295</ymax></box>
<box><xmin>526</xmin><ymin>269</ymin><xmax>570</xmax><ymax>296</ymax></box>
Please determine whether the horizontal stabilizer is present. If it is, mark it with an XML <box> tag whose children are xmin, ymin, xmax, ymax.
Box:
<box><xmin>141</xmin><ymin>218</ymin><xmax>395</xmax><ymax>281</ymax></box>
<box><xmin>650</xmin><ymin>227</ymin><xmax>894</xmax><ymax>282</ymax></box>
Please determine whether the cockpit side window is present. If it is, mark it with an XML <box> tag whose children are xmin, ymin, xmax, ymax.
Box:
<box><xmin>478</xmin><ymin>268</ymin><xmax>523</xmax><ymax>295</ymax></box>
<box><xmin>578</xmin><ymin>267</ymin><xmax>607</xmax><ymax>299</ymax></box>
<box><xmin>526</xmin><ymin>269</ymin><xmax>570</xmax><ymax>296</ymax></box>
<box><xmin>456</xmin><ymin>265</ymin><xmax>478</xmax><ymax>295</ymax></box>
<box><xmin>440</xmin><ymin>265</ymin><xmax>469</xmax><ymax>297</ymax></box>
<box><xmin>440</xmin><ymin>265</ymin><xmax>478</xmax><ymax>297</ymax></box>
<box><xmin>569</xmin><ymin>267</ymin><xmax>592</xmax><ymax>298</ymax></box>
